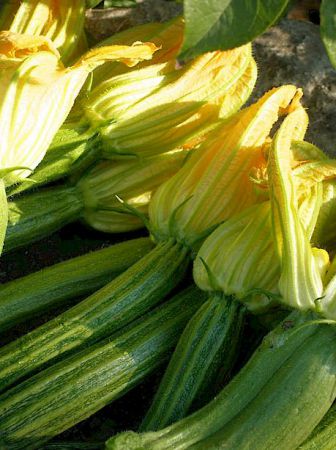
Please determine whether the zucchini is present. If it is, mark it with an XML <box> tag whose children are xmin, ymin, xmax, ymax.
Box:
<box><xmin>5</xmin><ymin>150</ymin><xmax>186</xmax><ymax>251</ymax></box>
<box><xmin>0</xmin><ymin>286</ymin><xmax>207</xmax><ymax>450</ymax></box>
<box><xmin>107</xmin><ymin>312</ymin><xmax>336</xmax><ymax>450</ymax></box>
<box><xmin>299</xmin><ymin>403</ymin><xmax>336</xmax><ymax>450</ymax></box>
<box><xmin>5</xmin><ymin>186</ymin><xmax>84</xmax><ymax>253</ymax></box>
<box><xmin>141</xmin><ymin>293</ymin><xmax>245</xmax><ymax>431</ymax></box>
<box><xmin>0</xmin><ymin>237</ymin><xmax>154</xmax><ymax>332</ymax></box>
<box><xmin>0</xmin><ymin>240</ymin><xmax>189</xmax><ymax>392</ymax></box>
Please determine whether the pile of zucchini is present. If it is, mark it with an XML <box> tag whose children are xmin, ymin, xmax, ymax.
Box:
<box><xmin>1</xmin><ymin>1</ymin><xmax>336</xmax><ymax>449</ymax></box>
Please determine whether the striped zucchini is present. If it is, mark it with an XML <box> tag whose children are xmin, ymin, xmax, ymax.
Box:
<box><xmin>141</xmin><ymin>293</ymin><xmax>245</xmax><ymax>431</ymax></box>
<box><xmin>0</xmin><ymin>286</ymin><xmax>207</xmax><ymax>450</ymax></box>
<box><xmin>0</xmin><ymin>237</ymin><xmax>153</xmax><ymax>332</ymax></box>
<box><xmin>107</xmin><ymin>312</ymin><xmax>336</xmax><ymax>450</ymax></box>
<box><xmin>5</xmin><ymin>186</ymin><xmax>83</xmax><ymax>253</ymax></box>
<box><xmin>0</xmin><ymin>240</ymin><xmax>189</xmax><ymax>392</ymax></box>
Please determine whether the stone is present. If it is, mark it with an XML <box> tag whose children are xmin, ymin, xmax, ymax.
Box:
<box><xmin>85</xmin><ymin>0</ymin><xmax>182</xmax><ymax>41</ymax></box>
<box><xmin>252</xmin><ymin>19</ymin><xmax>336</xmax><ymax>156</ymax></box>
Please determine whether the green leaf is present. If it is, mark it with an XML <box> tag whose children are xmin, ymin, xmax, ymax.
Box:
<box><xmin>321</xmin><ymin>0</ymin><xmax>336</xmax><ymax>68</ymax></box>
<box><xmin>180</xmin><ymin>0</ymin><xmax>290</xmax><ymax>60</ymax></box>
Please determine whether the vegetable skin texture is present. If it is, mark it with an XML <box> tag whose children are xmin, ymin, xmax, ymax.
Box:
<box><xmin>300</xmin><ymin>403</ymin><xmax>336</xmax><ymax>450</ymax></box>
<box><xmin>141</xmin><ymin>293</ymin><xmax>245</xmax><ymax>431</ymax></box>
<box><xmin>0</xmin><ymin>240</ymin><xmax>188</xmax><ymax>392</ymax></box>
<box><xmin>107</xmin><ymin>313</ymin><xmax>336</xmax><ymax>450</ymax></box>
<box><xmin>0</xmin><ymin>237</ymin><xmax>154</xmax><ymax>332</ymax></box>
<box><xmin>0</xmin><ymin>286</ymin><xmax>207</xmax><ymax>449</ymax></box>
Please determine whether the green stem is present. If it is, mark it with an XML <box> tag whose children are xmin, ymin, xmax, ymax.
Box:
<box><xmin>0</xmin><ymin>286</ymin><xmax>207</xmax><ymax>450</ymax></box>
<box><xmin>141</xmin><ymin>293</ymin><xmax>245</xmax><ymax>431</ymax></box>
<box><xmin>0</xmin><ymin>237</ymin><xmax>154</xmax><ymax>333</ymax></box>
<box><xmin>107</xmin><ymin>313</ymin><xmax>336</xmax><ymax>450</ymax></box>
<box><xmin>8</xmin><ymin>126</ymin><xmax>100</xmax><ymax>196</ymax></box>
<box><xmin>5</xmin><ymin>185</ymin><xmax>84</xmax><ymax>252</ymax></box>
<box><xmin>0</xmin><ymin>178</ymin><xmax>8</xmax><ymax>255</ymax></box>
<box><xmin>0</xmin><ymin>240</ymin><xmax>189</xmax><ymax>392</ymax></box>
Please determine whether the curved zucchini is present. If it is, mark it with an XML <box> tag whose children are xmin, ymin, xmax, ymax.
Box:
<box><xmin>0</xmin><ymin>286</ymin><xmax>207</xmax><ymax>449</ymax></box>
<box><xmin>107</xmin><ymin>313</ymin><xmax>336</xmax><ymax>450</ymax></box>
<box><xmin>0</xmin><ymin>240</ymin><xmax>189</xmax><ymax>392</ymax></box>
<box><xmin>0</xmin><ymin>237</ymin><xmax>154</xmax><ymax>332</ymax></box>
<box><xmin>141</xmin><ymin>293</ymin><xmax>245</xmax><ymax>431</ymax></box>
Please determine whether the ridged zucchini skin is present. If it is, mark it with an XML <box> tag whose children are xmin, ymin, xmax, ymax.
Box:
<box><xmin>299</xmin><ymin>403</ymin><xmax>336</xmax><ymax>450</ymax></box>
<box><xmin>5</xmin><ymin>186</ymin><xmax>84</xmax><ymax>252</ymax></box>
<box><xmin>0</xmin><ymin>237</ymin><xmax>154</xmax><ymax>332</ymax></box>
<box><xmin>107</xmin><ymin>312</ymin><xmax>336</xmax><ymax>450</ymax></box>
<box><xmin>0</xmin><ymin>240</ymin><xmax>189</xmax><ymax>392</ymax></box>
<box><xmin>0</xmin><ymin>286</ymin><xmax>207</xmax><ymax>449</ymax></box>
<box><xmin>141</xmin><ymin>293</ymin><xmax>245</xmax><ymax>431</ymax></box>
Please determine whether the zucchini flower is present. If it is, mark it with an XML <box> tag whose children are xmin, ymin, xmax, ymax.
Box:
<box><xmin>0</xmin><ymin>31</ymin><xmax>157</xmax><ymax>187</ymax></box>
<box><xmin>268</xmin><ymin>106</ymin><xmax>329</xmax><ymax>311</ymax></box>
<box><xmin>92</xmin><ymin>16</ymin><xmax>185</xmax><ymax>86</ymax></box>
<box><xmin>193</xmin><ymin>202</ymin><xmax>279</xmax><ymax>313</ymax></box>
<box><xmin>75</xmin><ymin>44</ymin><xmax>256</xmax><ymax>160</ymax></box>
<box><xmin>0</xmin><ymin>0</ymin><xmax>87</xmax><ymax>63</ymax></box>
<box><xmin>11</xmin><ymin>17</ymin><xmax>250</xmax><ymax>196</ymax></box>
<box><xmin>0</xmin><ymin>31</ymin><xmax>157</xmax><ymax>252</ymax></box>
<box><xmin>5</xmin><ymin>150</ymin><xmax>186</xmax><ymax>252</ymax></box>
<box><xmin>149</xmin><ymin>85</ymin><xmax>303</xmax><ymax>248</ymax></box>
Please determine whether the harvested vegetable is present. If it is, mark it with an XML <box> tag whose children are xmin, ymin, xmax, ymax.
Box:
<box><xmin>0</xmin><ymin>237</ymin><xmax>153</xmax><ymax>332</ymax></box>
<box><xmin>8</xmin><ymin>17</ymin><xmax>186</xmax><ymax>195</ymax></box>
<box><xmin>107</xmin><ymin>313</ymin><xmax>336</xmax><ymax>450</ymax></box>
<box><xmin>0</xmin><ymin>31</ymin><xmax>157</xmax><ymax>252</ymax></box>
<box><xmin>10</xmin><ymin>42</ymin><xmax>256</xmax><ymax>197</ymax></box>
<box><xmin>109</xmin><ymin>94</ymin><xmax>336</xmax><ymax>450</ymax></box>
<box><xmin>5</xmin><ymin>150</ymin><xmax>186</xmax><ymax>252</ymax></box>
<box><xmin>0</xmin><ymin>286</ymin><xmax>207</xmax><ymax>449</ymax></box>
<box><xmin>0</xmin><ymin>86</ymin><xmax>301</xmax><ymax>395</ymax></box>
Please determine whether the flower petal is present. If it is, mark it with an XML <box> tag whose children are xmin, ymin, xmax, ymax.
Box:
<box><xmin>268</xmin><ymin>106</ymin><xmax>324</xmax><ymax>310</ymax></box>
<box><xmin>149</xmin><ymin>85</ymin><xmax>302</xmax><ymax>246</ymax></box>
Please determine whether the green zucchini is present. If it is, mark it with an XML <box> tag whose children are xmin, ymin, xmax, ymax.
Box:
<box><xmin>0</xmin><ymin>286</ymin><xmax>207</xmax><ymax>450</ymax></box>
<box><xmin>141</xmin><ymin>293</ymin><xmax>245</xmax><ymax>431</ymax></box>
<box><xmin>5</xmin><ymin>150</ymin><xmax>186</xmax><ymax>252</ymax></box>
<box><xmin>299</xmin><ymin>403</ymin><xmax>336</xmax><ymax>449</ymax></box>
<box><xmin>0</xmin><ymin>240</ymin><xmax>188</xmax><ymax>392</ymax></box>
<box><xmin>5</xmin><ymin>185</ymin><xmax>84</xmax><ymax>253</ymax></box>
<box><xmin>0</xmin><ymin>237</ymin><xmax>154</xmax><ymax>332</ymax></box>
<box><xmin>107</xmin><ymin>312</ymin><xmax>336</xmax><ymax>450</ymax></box>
